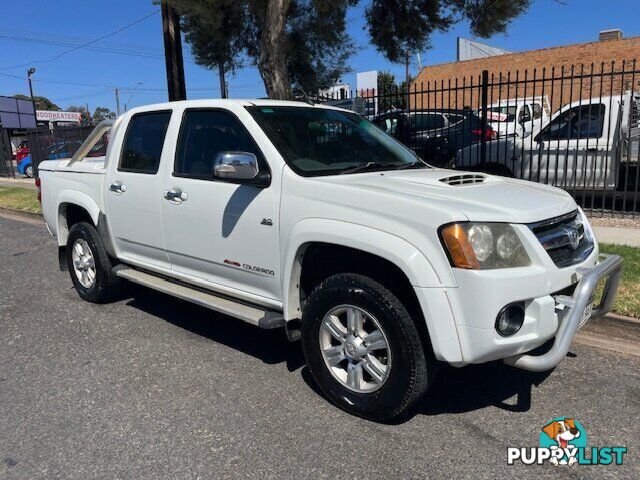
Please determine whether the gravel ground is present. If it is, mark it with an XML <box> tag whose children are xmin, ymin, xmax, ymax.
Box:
<box><xmin>588</xmin><ymin>215</ymin><xmax>640</xmax><ymax>229</ymax></box>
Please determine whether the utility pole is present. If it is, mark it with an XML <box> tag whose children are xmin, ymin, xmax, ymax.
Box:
<box><xmin>27</xmin><ymin>67</ymin><xmax>36</xmax><ymax>104</ymax></box>
<box><xmin>85</xmin><ymin>101</ymin><xmax>90</xmax><ymax>124</ymax></box>
<box><xmin>218</xmin><ymin>60</ymin><xmax>228</xmax><ymax>99</ymax></box>
<box><xmin>161</xmin><ymin>0</ymin><xmax>186</xmax><ymax>101</ymax></box>
<box><xmin>115</xmin><ymin>88</ymin><xmax>121</xmax><ymax>116</ymax></box>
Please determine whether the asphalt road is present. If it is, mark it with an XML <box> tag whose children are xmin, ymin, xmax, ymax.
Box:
<box><xmin>1</xmin><ymin>214</ymin><xmax>638</xmax><ymax>479</ymax></box>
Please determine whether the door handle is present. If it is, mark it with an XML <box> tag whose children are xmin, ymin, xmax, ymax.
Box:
<box><xmin>165</xmin><ymin>187</ymin><xmax>188</xmax><ymax>203</ymax></box>
<box><xmin>109</xmin><ymin>181</ymin><xmax>127</xmax><ymax>194</ymax></box>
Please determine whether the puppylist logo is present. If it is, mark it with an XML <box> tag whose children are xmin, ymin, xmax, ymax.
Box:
<box><xmin>507</xmin><ymin>417</ymin><xmax>627</xmax><ymax>466</ymax></box>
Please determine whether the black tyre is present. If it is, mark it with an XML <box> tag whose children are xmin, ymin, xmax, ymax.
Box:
<box><xmin>24</xmin><ymin>164</ymin><xmax>33</xmax><ymax>178</ymax></box>
<box><xmin>301</xmin><ymin>273</ymin><xmax>434</xmax><ymax>421</ymax></box>
<box><xmin>66</xmin><ymin>222</ymin><xmax>120</xmax><ymax>303</ymax></box>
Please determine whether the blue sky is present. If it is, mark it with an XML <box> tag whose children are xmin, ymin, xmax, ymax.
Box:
<box><xmin>0</xmin><ymin>0</ymin><xmax>638</xmax><ymax>113</ymax></box>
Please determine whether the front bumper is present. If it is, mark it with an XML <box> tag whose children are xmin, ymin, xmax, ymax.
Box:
<box><xmin>503</xmin><ymin>253</ymin><xmax>622</xmax><ymax>371</ymax></box>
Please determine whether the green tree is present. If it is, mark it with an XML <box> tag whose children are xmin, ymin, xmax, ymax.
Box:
<box><xmin>365</xmin><ymin>1</ymin><xmax>530</xmax><ymax>64</ymax></box>
<box><xmin>165</xmin><ymin>0</ymin><xmax>357</xmax><ymax>99</ymax></box>
<box><xmin>167</xmin><ymin>0</ymin><xmax>531</xmax><ymax>99</ymax></box>
<box><xmin>13</xmin><ymin>94</ymin><xmax>60</xmax><ymax>111</ymax></box>
<box><xmin>67</xmin><ymin>105</ymin><xmax>92</xmax><ymax>125</ymax></box>
<box><xmin>92</xmin><ymin>107</ymin><xmax>116</xmax><ymax>123</ymax></box>
<box><xmin>377</xmin><ymin>71</ymin><xmax>406</xmax><ymax>112</ymax></box>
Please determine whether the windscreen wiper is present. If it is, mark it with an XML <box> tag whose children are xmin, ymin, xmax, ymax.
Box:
<box><xmin>339</xmin><ymin>161</ymin><xmax>396</xmax><ymax>175</ymax></box>
<box><xmin>396</xmin><ymin>160</ymin><xmax>428</xmax><ymax>170</ymax></box>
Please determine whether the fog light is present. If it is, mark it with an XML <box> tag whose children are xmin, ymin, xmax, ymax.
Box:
<box><xmin>495</xmin><ymin>302</ymin><xmax>525</xmax><ymax>336</ymax></box>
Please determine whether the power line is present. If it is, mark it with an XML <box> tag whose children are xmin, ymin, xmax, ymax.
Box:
<box><xmin>0</xmin><ymin>26</ymin><xmax>164</xmax><ymax>54</ymax></box>
<box><xmin>0</xmin><ymin>9</ymin><xmax>161</xmax><ymax>70</ymax></box>
<box><xmin>0</xmin><ymin>29</ymin><xmax>199</xmax><ymax>63</ymax></box>
<box><xmin>51</xmin><ymin>89</ymin><xmax>113</xmax><ymax>102</ymax></box>
<box><xmin>0</xmin><ymin>70</ymin><xmax>261</xmax><ymax>93</ymax></box>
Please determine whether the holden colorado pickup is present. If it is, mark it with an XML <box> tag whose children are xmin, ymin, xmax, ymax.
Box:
<box><xmin>37</xmin><ymin>99</ymin><xmax>622</xmax><ymax>421</ymax></box>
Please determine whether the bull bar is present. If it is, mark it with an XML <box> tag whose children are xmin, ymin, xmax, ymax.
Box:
<box><xmin>504</xmin><ymin>253</ymin><xmax>623</xmax><ymax>372</ymax></box>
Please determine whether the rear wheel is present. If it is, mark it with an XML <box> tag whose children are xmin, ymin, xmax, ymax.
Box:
<box><xmin>301</xmin><ymin>273</ymin><xmax>434</xmax><ymax>421</ymax></box>
<box><xmin>66</xmin><ymin>222</ymin><xmax>120</xmax><ymax>303</ymax></box>
<box><xmin>24</xmin><ymin>164</ymin><xmax>33</xmax><ymax>178</ymax></box>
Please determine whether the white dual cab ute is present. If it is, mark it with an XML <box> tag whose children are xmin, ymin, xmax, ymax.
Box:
<box><xmin>38</xmin><ymin>99</ymin><xmax>622</xmax><ymax>421</ymax></box>
<box><xmin>459</xmin><ymin>91</ymin><xmax>640</xmax><ymax>190</ymax></box>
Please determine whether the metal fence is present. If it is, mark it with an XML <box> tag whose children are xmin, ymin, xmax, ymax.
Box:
<box><xmin>26</xmin><ymin>124</ymin><xmax>99</xmax><ymax>177</ymax></box>
<box><xmin>317</xmin><ymin>60</ymin><xmax>640</xmax><ymax>217</ymax></box>
<box><xmin>0</xmin><ymin>128</ymin><xmax>14</xmax><ymax>178</ymax></box>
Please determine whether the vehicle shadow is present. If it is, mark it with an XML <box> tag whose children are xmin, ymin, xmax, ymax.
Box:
<box><xmin>299</xmin><ymin>360</ymin><xmax>554</xmax><ymax>424</ymax></box>
<box><xmin>221</xmin><ymin>186</ymin><xmax>260</xmax><ymax>238</ymax></box>
<box><xmin>122</xmin><ymin>285</ymin><xmax>305</xmax><ymax>373</ymax></box>
<box><xmin>122</xmin><ymin>285</ymin><xmax>555</xmax><ymax>422</ymax></box>
<box><xmin>417</xmin><ymin>361</ymin><xmax>553</xmax><ymax>417</ymax></box>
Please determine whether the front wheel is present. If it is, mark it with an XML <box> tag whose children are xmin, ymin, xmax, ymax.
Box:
<box><xmin>301</xmin><ymin>274</ymin><xmax>434</xmax><ymax>421</ymax></box>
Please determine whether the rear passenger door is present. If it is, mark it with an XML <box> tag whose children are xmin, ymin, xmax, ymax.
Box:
<box><xmin>104</xmin><ymin>110</ymin><xmax>172</xmax><ymax>269</ymax></box>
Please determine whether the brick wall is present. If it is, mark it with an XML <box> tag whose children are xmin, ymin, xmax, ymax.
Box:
<box><xmin>409</xmin><ymin>36</ymin><xmax>640</xmax><ymax>112</ymax></box>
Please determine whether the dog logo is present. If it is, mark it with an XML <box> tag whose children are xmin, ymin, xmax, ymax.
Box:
<box><xmin>508</xmin><ymin>417</ymin><xmax>627</xmax><ymax>466</ymax></box>
<box><xmin>541</xmin><ymin>418</ymin><xmax>583</xmax><ymax>465</ymax></box>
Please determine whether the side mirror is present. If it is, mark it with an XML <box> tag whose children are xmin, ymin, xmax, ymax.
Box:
<box><xmin>214</xmin><ymin>151</ymin><xmax>269</xmax><ymax>186</ymax></box>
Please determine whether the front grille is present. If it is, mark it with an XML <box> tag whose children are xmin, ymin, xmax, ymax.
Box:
<box><xmin>528</xmin><ymin>210</ymin><xmax>594</xmax><ymax>268</ymax></box>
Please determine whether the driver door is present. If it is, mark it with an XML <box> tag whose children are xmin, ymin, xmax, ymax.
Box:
<box><xmin>524</xmin><ymin>103</ymin><xmax>610</xmax><ymax>188</ymax></box>
<box><xmin>159</xmin><ymin>108</ymin><xmax>281</xmax><ymax>303</ymax></box>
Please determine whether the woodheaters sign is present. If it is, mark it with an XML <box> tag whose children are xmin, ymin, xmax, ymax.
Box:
<box><xmin>36</xmin><ymin>110</ymin><xmax>82</xmax><ymax>123</ymax></box>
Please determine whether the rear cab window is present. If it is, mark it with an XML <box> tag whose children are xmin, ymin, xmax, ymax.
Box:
<box><xmin>119</xmin><ymin>111</ymin><xmax>172</xmax><ymax>174</ymax></box>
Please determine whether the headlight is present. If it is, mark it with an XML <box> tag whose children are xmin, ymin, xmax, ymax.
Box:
<box><xmin>577</xmin><ymin>207</ymin><xmax>595</xmax><ymax>244</ymax></box>
<box><xmin>440</xmin><ymin>222</ymin><xmax>531</xmax><ymax>269</ymax></box>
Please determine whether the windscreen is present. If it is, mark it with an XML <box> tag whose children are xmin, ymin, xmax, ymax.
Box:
<box><xmin>246</xmin><ymin>106</ymin><xmax>424</xmax><ymax>176</ymax></box>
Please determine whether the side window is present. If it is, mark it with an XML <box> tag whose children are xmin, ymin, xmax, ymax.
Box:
<box><xmin>119</xmin><ymin>111</ymin><xmax>171</xmax><ymax>174</ymax></box>
<box><xmin>373</xmin><ymin>115</ymin><xmax>399</xmax><ymax>135</ymax></box>
<box><xmin>539</xmin><ymin>104</ymin><xmax>605</xmax><ymax>141</ymax></box>
<box><xmin>175</xmin><ymin>109</ymin><xmax>264</xmax><ymax>178</ymax></box>
<box><xmin>518</xmin><ymin>105</ymin><xmax>532</xmax><ymax>123</ymax></box>
<box><xmin>532</xmin><ymin>103</ymin><xmax>543</xmax><ymax>119</ymax></box>
<box><xmin>410</xmin><ymin>113</ymin><xmax>445</xmax><ymax>131</ymax></box>
<box><xmin>446</xmin><ymin>114</ymin><xmax>464</xmax><ymax>126</ymax></box>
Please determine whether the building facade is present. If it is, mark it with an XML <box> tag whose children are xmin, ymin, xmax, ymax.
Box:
<box><xmin>410</xmin><ymin>32</ymin><xmax>640</xmax><ymax>113</ymax></box>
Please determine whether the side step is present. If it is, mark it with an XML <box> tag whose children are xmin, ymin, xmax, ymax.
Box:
<box><xmin>115</xmin><ymin>267</ymin><xmax>285</xmax><ymax>329</ymax></box>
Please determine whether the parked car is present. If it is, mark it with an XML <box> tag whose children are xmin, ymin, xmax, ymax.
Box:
<box><xmin>457</xmin><ymin>91</ymin><xmax>640</xmax><ymax>191</ymax></box>
<box><xmin>46</xmin><ymin>140</ymin><xmax>83</xmax><ymax>160</ymax></box>
<box><xmin>17</xmin><ymin>154</ymin><xmax>33</xmax><ymax>177</ymax></box>
<box><xmin>476</xmin><ymin>96</ymin><xmax>550</xmax><ymax>138</ymax></box>
<box><xmin>372</xmin><ymin>109</ymin><xmax>496</xmax><ymax>167</ymax></box>
<box><xmin>38</xmin><ymin>100</ymin><xmax>621</xmax><ymax>421</ymax></box>
<box><xmin>17</xmin><ymin>139</ymin><xmax>106</xmax><ymax>178</ymax></box>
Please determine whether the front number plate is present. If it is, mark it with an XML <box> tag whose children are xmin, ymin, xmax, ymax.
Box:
<box><xmin>578</xmin><ymin>302</ymin><xmax>593</xmax><ymax>329</ymax></box>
